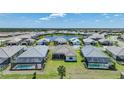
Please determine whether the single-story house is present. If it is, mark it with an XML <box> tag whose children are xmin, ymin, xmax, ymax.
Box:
<box><xmin>81</xmin><ymin>45</ymin><xmax>113</xmax><ymax>69</ymax></box>
<box><xmin>54</xmin><ymin>37</ymin><xmax>67</xmax><ymax>45</ymax></box>
<box><xmin>37</xmin><ymin>38</ymin><xmax>50</xmax><ymax>45</ymax></box>
<box><xmin>106</xmin><ymin>46</ymin><xmax>124</xmax><ymax>63</ymax></box>
<box><xmin>6</xmin><ymin>38</ymin><xmax>22</xmax><ymax>46</ymax></box>
<box><xmin>0</xmin><ymin>46</ymin><xmax>25</xmax><ymax>70</ymax></box>
<box><xmin>98</xmin><ymin>38</ymin><xmax>113</xmax><ymax>46</ymax></box>
<box><xmin>89</xmin><ymin>33</ymin><xmax>104</xmax><ymax>41</ymax></box>
<box><xmin>52</xmin><ymin>45</ymin><xmax>77</xmax><ymax>62</ymax></box>
<box><xmin>21</xmin><ymin>38</ymin><xmax>35</xmax><ymax>46</ymax></box>
<box><xmin>82</xmin><ymin>32</ymin><xmax>93</xmax><ymax>39</ymax></box>
<box><xmin>83</xmin><ymin>38</ymin><xmax>96</xmax><ymax>45</ymax></box>
<box><xmin>69</xmin><ymin>38</ymin><xmax>81</xmax><ymax>45</ymax></box>
<box><xmin>31</xmin><ymin>33</ymin><xmax>41</xmax><ymax>40</ymax></box>
<box><xmin>11</xmin><ymin>46</ymin><xmax>49</xmax><ymax>70</ymax></box>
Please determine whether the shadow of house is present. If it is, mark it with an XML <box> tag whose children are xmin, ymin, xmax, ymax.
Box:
<box><xmin>0</xmin><ymin>46</ymin><xmax>25</xmax><ymax>70</ymax></box>
<box><xmin>11</xmin><ymin>46</ymin><xmax>49</xmax><ymax>70</ymax></box>
<box><xmin>52</xmin><ymin>45</ymin><xmax>77</xmax><ymax>62</ymax></box>
<box><xmin>81</xmin><ymin>45</ymin><xmax>113</xmax><ymax>69</ymax></box>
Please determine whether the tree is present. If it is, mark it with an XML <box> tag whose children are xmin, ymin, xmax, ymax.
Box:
<box><xmin>57</xmin><ymin>65</ymin><xmax>66</xmax><ymax>79</ymax></box>
<box><xmin>32</xmin><ymin>72</ymin><xmax>36</xmax><ymax>79</ymax></box>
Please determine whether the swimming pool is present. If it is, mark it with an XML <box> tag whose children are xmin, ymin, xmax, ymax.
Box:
<box><xmin>45</xmin><ymin>36</ymin><xmax>79</xmax><ymax>41</ymax></box>
<box><xmin>14</xmin><ymin>64</ymin><xmax>35</xmax><ymax>70</ymax></box>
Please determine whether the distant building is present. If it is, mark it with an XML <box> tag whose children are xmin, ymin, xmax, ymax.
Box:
<box><xmin>89</xmin><ymin>33</ymin><xmax>104</xmax><ymax>41</ymax></box>
<box><xmin>69</xmin><ymin>38</ymin><xmax>81</xmax><ymax>45</ymax></box>
<box><xmin>6</xmin><ymin>38</ymin><xmax>22</xmax><ymax>46</ymax></box>
<box><xmin>37</xmin><ymin>38</ymin><xmax>50</xmax><ymax>45</ymax></box>
<box><xmin>98</xmin><ymin>38</ymin><xmax>113</xmax><ymax>46</ymax></box>
<box><xmin>54</xmin><ymin>37</ymin><xmax>67</xmax><ymax>45</ymax></box>
<box><xmin>21</xmin><ymin>38</ymin><xmax>35</xmax><ymax>46</ymax></box>
<box><xmin>83</xmin><ymin>38</ymin><xmax>96</xmax><ymax>45</ymax></box>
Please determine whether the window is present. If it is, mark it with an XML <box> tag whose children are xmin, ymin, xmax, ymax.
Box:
<box><xmin>69</xmin><ymin>57</ymin><xmax>73</xmax><ymax>60</ymax></box>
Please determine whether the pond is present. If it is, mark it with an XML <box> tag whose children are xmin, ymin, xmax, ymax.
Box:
<box><xmin>45</xmin><ymin>35</ymin><xmax>79</xmax><ymax>41</ymax></box>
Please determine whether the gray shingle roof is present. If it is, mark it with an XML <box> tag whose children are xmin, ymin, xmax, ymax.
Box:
<box><xmin>54</xmin><ymin>37</ymin><xmax>67</xmax><ymax>43</ymax></box>
<box><xmin>1</xmin><ymin>46</ymin><xmax>24</xmax><ymax>57</ymax></box>
<box><xmin>81</xmin><ymin>45</ymin><xmax>108</xmax><ymax>58</ymax></box>
<box><xmin>17</xmin><ymin>45</ymin><xmax>48</xmax><ymax>58</ymax></box>
<box><xmin>53</xmin><ymin>45</ymin><xmax>76</xmax><ymax>56</ymax></box>
<box><xmin>83</xmin><ymin>38</ymin><xmax>95</xmax><ymax>43</ymax></box>
<box><xmin>106</xmin><ymin>46</ymin><xmax>124</xmax><ymax>56</ymax></box>
<box><xmin>0</xmin><ymin>58</ymin><xmax>8</xmax><ymax>64</ymax></box>
<box><xmin>16</xmin><ymin>46</ymin><xmax>48</xmax><ymax>63</ymax></box>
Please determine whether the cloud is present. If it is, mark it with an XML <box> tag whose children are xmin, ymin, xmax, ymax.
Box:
<box><xmin>49</xmin><ymin>13</ymin><xmax>66</xmax><ymax>17</ymax></box>
<box><xmin>39</xmin><ymin>13</ymin><xmax>66</xmax><ymax>21</ymax></box>
<box><xmin>113</xmin><ymin>14</ymin><xmax>121</xmax><ymax>17</ymax></box>
<box><xmin>95</xmin><ymin>19</ymin><xmax>100</xmax><ymax>22</ymax></box>
<box><xmin>39</xmin><ymin>17</ymin><xmax>49</xmax><ymax>21</ymax></box>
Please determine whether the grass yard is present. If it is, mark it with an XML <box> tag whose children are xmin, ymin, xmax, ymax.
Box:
<box><xmin>1</xmin><ymin>49</ymin><xmax>124</xmax><ymax>79</ymax></box>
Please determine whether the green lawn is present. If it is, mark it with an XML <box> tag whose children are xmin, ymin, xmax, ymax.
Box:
<box><xmin>1</xmin><ymin>49</ymin><xmax>124</xmax><ymax>79</ymax></box>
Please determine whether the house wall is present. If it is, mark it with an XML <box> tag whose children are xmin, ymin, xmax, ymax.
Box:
<box><xmin>65</xmin><ymin>56</ymin><xmax>77</xmax><ymax>62</ymax></box>
<box><xmin>52</xmin><ymin>53</ymin><xmax>65</xmax><ymax>60</ymax></box>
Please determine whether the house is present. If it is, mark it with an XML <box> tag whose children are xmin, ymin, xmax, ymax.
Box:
<box><xmin>6</xmin><ymin>38</ymin><xmax>22</xmax><ymax>46</ymax></box>
<box><xmin>69</xmin><ymin>38</ymin><xmax>81</xmax><ymax>45</ymax></box>
<box><xmin>52</xmin><ymin>45</ymin><xmax>77</xmax><ymax>62</ymax></box>
<box><xmin>21</xmin><ymin>38</ymin><xmax>35</xmax><ymax>46</ymax></box>
<box><xmin>0</xmin><ymin>46</ymin><xmax>25</xmax><ymax>70</ymax></box>
<box><xmin>89</xmin><ymin>33</ymin><xmax>104</xmax><ymax>41</ymax></box>
<box><xmin>81</xmin><ymin>45</ymin><xmax>113</xmax><ymax>69</ymax></box>
<box><xmin>106</xmin><ymin>46</ymin><xmax>124</xmax><ymax>64</ymax></box>
<box><xmin>81</xmin><ymin>32</ymin><xmax>93</xmax><ymax>39</ymax></box>
<box><xmin>54</xmin><ymin>37</ymin><xmax>67</xmax><ymax>45</ymax></box>
<box><xmin>37</xmin><ymin>38</ymin><xmax>50</xmax><ymax>45</ymax></box>
<box><xmin>83</xmin><ymin>38</ymin><xmax>96</xmax><ymax>45</ymax></box>
<box><xmin>98</xmin><ymin>38</ymin><xmax>113</xmax><ymax>46</ymax></box>
<box><xmin>11</xmin><ymin>46</ymin><xmax>49</xmax><ymax>70</ymax></box>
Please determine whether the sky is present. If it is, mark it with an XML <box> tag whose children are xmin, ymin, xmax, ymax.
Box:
<box><xmin>0</xmin><ymin>13</ymin><xmax>124</xmax><ymax>28</ymax></box>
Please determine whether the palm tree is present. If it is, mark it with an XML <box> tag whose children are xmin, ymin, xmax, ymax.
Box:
<box><xmin>57</xmin><ymin>65</ymin><xmax>66</xmax><ymax>79</ymax></box>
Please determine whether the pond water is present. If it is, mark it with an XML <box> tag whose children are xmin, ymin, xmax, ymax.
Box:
<box><xmin>45</xmin><ymin>35</ymin><xmax>79</xmax><ymax>41</ymax></box>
